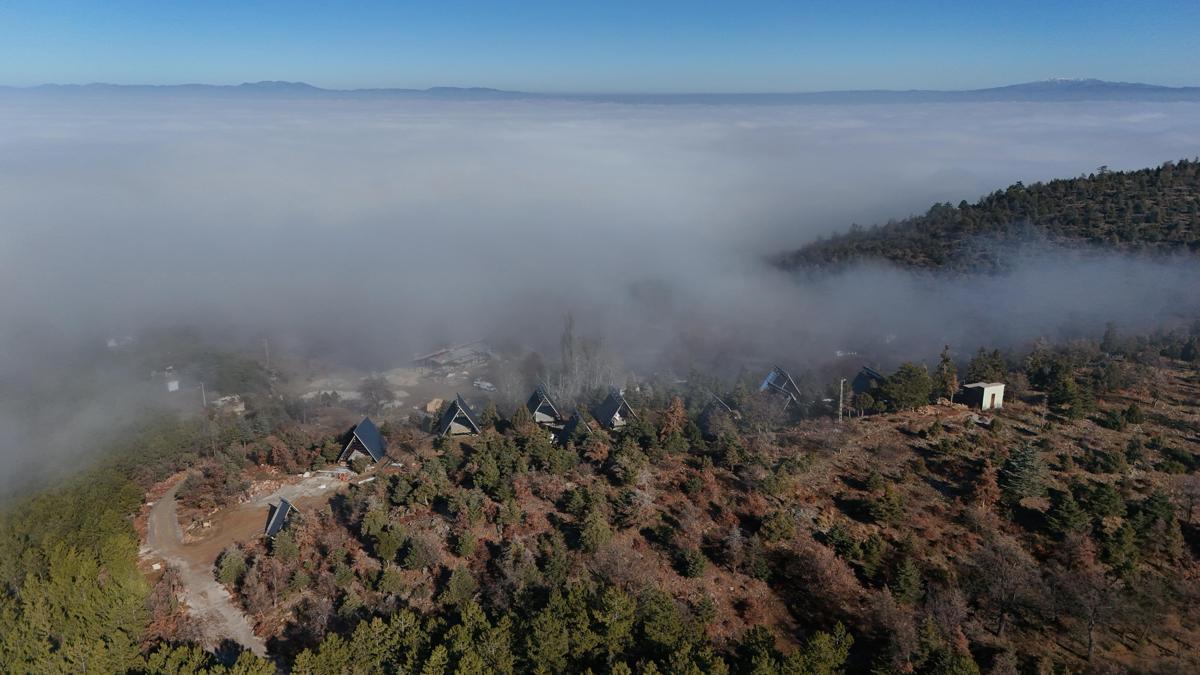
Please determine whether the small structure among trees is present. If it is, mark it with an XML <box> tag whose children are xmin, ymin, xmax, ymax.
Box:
<box><xmin>851</xmin><ymin>366</ymin><xmax>886</xmax><ymax>396</ymax></box>
<box><xmin>593</xmin><ymin>390</ymin><xmax>637</xmax><ymax>430</ymax></box>
<box><xmin>436</xmin><ymin>394</ymin><xmax>482</xmax><ymax>437</ymax></box>
<box><xmin>338</xmin><ymin>416</ymin><xmax>389</xmax><ymax>464</ymax></box>
<box><xmin>525</xmin><ymin>385</ymin><xmax>562</xmax><ymax>425</ymax></box>
<box><xmin>962</xmin><ymin>382</ymin><xmax>1005</xmax><ymax>410</ymax></box>
<box><xmin>264</xmin><ymin>498</ymin><xmax>294</xmax><ymax>538</ymax></box>
<box><xmin>759</xmin><ymin>366</ymin><xmax>803</xmax><ymax>409</ymax></box>
<box><xmin>699</xmin><ymin>390</ymin><xmax>740</xmax><ymax>438</ymax></box>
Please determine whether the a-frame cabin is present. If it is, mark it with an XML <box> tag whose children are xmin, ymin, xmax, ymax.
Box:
<box><xmin>593</xmin><ymin>390</ymin><xmax>637</xmax><ymax>430</ymax></box>
<box><xmin>851</xmin><ymin>366</ymin><xmax>886</xmax><ymax>396</ymax></box>
<box><xmin>338</xmin><ymin>416</ymin><xmax>388</xmax><ymax>464</ymax></box>
<box><xmin>526</xmin><ymin>385</ymin><xmax>562</xmax><ymax>425</ymax></box>
<box><xmin>436</xmin><ymin>394</ymin><xmax>483</xmax><ymax>437</ymax></box>
<box><xmin>699</xmin><ymin>390</ymin><xmax>741</xmax><ymax>436</ymax></box>
<box><xmin>264</xmin><ymin>498</ymin><xmax>294</xmax><ymax>538</ymax></box>
<box><xmin>557</xmin><ymin>409</ymin><xmax>593</xmax><ymax>446</ymax></box>
<box><xmin>760</xmin><ymin>365</ymin><xmax>803</xmax><ymax>409</ymax></box>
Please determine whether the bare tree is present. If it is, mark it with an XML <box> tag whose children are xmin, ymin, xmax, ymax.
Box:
<box><xmin>1052</xmin><ymin>534</ymin><xmax>1128</xmax><ymax>662</ymax></box>
<box><xmin>359</xmin><ymin>375</ymin><xmax>395</xmax><ymax>414</ymax></box>
<box><xmin>548</xmin><ymin>313</ymin><xmax>620</xmax><ymax>405</ymax></box>
<box><xmin>1171</xmin><ymin>474</ymin><xmax>1200</xmax><ymax>524</ymax></box>
<box><xmin>967</xmin><ymin>534</ymin><xmax>1041</xmax><ymax>637</ymax></box>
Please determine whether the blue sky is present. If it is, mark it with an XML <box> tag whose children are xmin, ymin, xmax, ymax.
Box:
<box><xmin>1</xmin><ymin>1</ymin><xmax>1196</xmax><ymax>91</ymax></box>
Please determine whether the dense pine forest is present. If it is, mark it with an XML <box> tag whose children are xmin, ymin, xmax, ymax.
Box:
<box><xmin>777</xmin><ymin>160</ymin><xmax>1200</xmax><ymax>274</ymax></box>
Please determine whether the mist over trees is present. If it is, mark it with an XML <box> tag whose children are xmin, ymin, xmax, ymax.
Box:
<box><xmin>2</xmin><ymin>87</ymin><xmax>1200</xmax><ymax>673</ymax></box>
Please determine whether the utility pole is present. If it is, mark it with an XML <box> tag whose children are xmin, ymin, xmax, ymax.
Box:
<box><xmin>198</xmin><ymin>382</ymin><xmax>214</xmax><ymax>455</ymax></box>
<box><xmin>263</xmin><ymin>338</ymin><xmax>271</xmax><ymax>371</ymax></box>
<box><xmin>837</xmin><ymin>378</ymin><xmax>846</xmax><ymax>424</ymax></box>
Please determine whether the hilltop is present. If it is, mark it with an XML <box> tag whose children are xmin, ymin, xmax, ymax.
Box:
<box><xmin>2</xmin><ymin>321</ymin><xmax>1199</xmax><ymax>673</ymax></box>
<box><xmin>777</xmin><ymin>160</ymin><xmax>1200</xmax><ymax>274</ymax></box>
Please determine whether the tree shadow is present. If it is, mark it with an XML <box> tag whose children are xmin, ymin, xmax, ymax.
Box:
<box><xmin>833</xmin><ymin>495</ymin><xmax>873</xmax><ymax>523</ymax></box>
<box><xmin>839</xmin><ymin>474</ymin><xmax>868</xmax><ymax>491</ymax></box>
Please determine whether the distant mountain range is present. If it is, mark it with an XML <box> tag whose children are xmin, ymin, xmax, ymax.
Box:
<box><xmin>3</xmin><ymin>78</ymin><xmax>1199</xmax><ymax>104</ymax></box>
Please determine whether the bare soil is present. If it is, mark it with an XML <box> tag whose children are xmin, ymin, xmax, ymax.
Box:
<box><xmin>141</xmin><ymin>472</ymin><xmax>348</xmax><ymax>657</ymax></box>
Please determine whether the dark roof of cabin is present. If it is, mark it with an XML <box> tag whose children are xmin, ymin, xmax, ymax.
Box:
<box><xmin>760</xmin><ymin>366</ymin><xmax>801</xmax><ymax>400</ymax></box>
<box><xmin>851</xmin><ymin>366</ymin><xmax>886</xmax><ymax>392</ymax></box>
<box><xmin>436</xmin><ymin>394</ymin><xmax>482</xmax><ymax>436</ymax></box>
<box><xmin>526</xmin><ymin>385</ymin><xmax>561</xmax><ymax>419</ymax></box>
<box><xmin>352</xmin><ymin>416</ymin><xmax>388</xmax><ymax>462</ymax></box>
<box><xmin>705</xmin><ymin>389</ymin><xmax>734</xmax><ymax>410</ymax></box>
<box><xmin>594</xmin><ymin>390</ymin><xmax>635</xmax><ymax>426</ymax></box>
<box><xmin>859</xmin><ymin>366</ymin><xmax>885</xmax><ymax>382</ymax></box>
<box><xmin>265</xmin><ymin>498</ymin><xmax>293</xmax><ymax>537</ymax></box>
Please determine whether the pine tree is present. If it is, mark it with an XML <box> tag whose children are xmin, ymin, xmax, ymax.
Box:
<box><xmin>933</xmin><ymin>345</ymin><xmax>959</xmax><ymax>402</ymax></box>
<box><xmin>890</xmin><ymin>556</ymin><xmax>923</xmax><ymax>604</ymax></box>
<box><xmin>420</xmin><ymin>645</ymin><xmax>449</xmax><ymax>675</ymax></box>
<box><xmin>480</xmin><ymin>401</ymin><xmax>500</xmax><ymax>429</ymax></box>
<box><xmin>373</xmin><ymin>526</ymin><xmax>405</xmax><ymax>564</ymax></box>
<box><xmin>881</xmin><ymin>363</ymin><xmax>934</xmax><ymax>411</ymax></box>
<box><xmin>1046</xmin><ymin>489</ymin><xmax>1089</xmax><ymax>538</ymax></box>
<box><xmin>441</xmin><ymin>567</ymin><xmax>478</xmax><ymax>609</ymax></box>
<box><xmin>780</xmin><ymin>622</ymin><xmax>853</xmax><ymax>675</ymax></box>
<box><xmin>594</xmin><ymin>586</ymin><xmax>636</xmax><ymax>663</ymax></box>
<box><xmin>526</xmin><ymin>602</ymin><xmax>570</xmax><ymax>674</ymax></box>
<box><xmin>579</xmin><ymin>505</ymin><xmax>613</xmax><ymax>553</ymax></box>
<box><xmin>270</xmin><ymin>530</ymin><xmax>299</xmax><ymax>562</ymax></box>
<box><xmin>760</xmin><ymin>510</ymin><xmax>796</xmax><ymax>543</ymax></box>
<box><xmin>999</xmin><ymin>445</ymin><xmax>1046</xmax><ymax>505</ymax></box>
<box><xmin>966</xmin><ymin>348</ymin><xmax>1006</xmax><ymax>384</ymax></box>
<box><xmin>453</xmin><ymin>529</ymin><xmax>477</xmax><ymax>558</ymax></box>
<box><xmin>510</xmin><ymin>404</ymin><xmax>535</xmax><ymax>433</ymax></box>
<box><xmin>217</xmin><ymin>547</ymin><xmax>247</xmax><ymax>586</ymax></box>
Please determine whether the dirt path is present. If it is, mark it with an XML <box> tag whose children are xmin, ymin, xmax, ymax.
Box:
<box><xmin>146</xmin><ymin>479</ymin><xmax>269</xmax><ymax>657</ymax></box>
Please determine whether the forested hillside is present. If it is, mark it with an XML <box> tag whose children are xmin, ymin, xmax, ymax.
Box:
<box><xmin>0</xmin><ymin>418</ymin><xmax>274</xmax><ymax>673</ymax></box>
<box><xmin>4</xmin><ymin>323</ymin><xmax>1197</xmax><ymax>673</ymax></box>
<box><xmin>777</xmin><ymin>160</ymin><xmax>1200</xmax><ymax>274</ymax></box>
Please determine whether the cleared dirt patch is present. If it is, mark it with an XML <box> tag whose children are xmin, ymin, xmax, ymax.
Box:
<box><xmin>142</xmin><ymin>473</ymin><xmax>346</xmax><ymax>657</ymax></box>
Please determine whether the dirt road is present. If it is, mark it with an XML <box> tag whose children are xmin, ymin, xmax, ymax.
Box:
<box><xmin>144</xmin><ymin>475</ymin><xmax>346</xmax><ymax>658</ymax></box>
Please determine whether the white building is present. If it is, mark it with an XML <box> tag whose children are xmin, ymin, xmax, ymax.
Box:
<box><xmin>962</xmin><ymin>382</ymin><xmax>1005</xmax><ymax>410</ymax></box>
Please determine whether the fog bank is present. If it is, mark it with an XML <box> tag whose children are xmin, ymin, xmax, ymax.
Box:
<box><xmin>1</xmin><ymin>94</ymin><xmax>1199</xmax><ymax>488</ymax></box>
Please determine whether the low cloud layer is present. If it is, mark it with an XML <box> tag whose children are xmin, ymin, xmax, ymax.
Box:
<box><xmin>1</xmin><ymin>93</ymin><xmax>1199</xmax><ymax>489</ymax></box>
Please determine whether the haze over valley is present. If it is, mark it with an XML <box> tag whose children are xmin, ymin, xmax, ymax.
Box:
<box><xmin>4</xmin><ymin>4</ymin><xmax>1200</xmax><ymax>671</ymax></box>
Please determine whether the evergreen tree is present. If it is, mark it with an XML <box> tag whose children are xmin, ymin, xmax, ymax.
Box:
<box><xmin>881</xmin><ymin>363</ymin><xmax>934</xmax><ymax>411</ymax></box>
<box><xmin>441</xmin><ymin>567</ymin><xmax>478</xmax><ymax>609</ymax></box>
<box><xmin>217</xmin><ymin>547</ymin><xmax>247</xmax><ymax>586</ymax></box>
<box><xmin>579</xmin><ymin>505</ymin><xmax>613</xmax><ymax>553</ymax></box>
<box><xmin>933</xmin><ymin>345</ymin><xmax>959</xmax><ymax>402</ymax></box>
<box><xmin>270</xmin><ymin>529</ymin><xmax>299</xmax><ymax>562</ymax></box>
<box><xmin>1046</xmin><ymin>489</ymin><xmax>1089</xmax><ymax>538</ymax></box>
<box><xmin>999</xmin><ymin>445</ymin><xmax>1046</xmax><ymax>505</ymax></box>
<box><xmin>966</xmin><ymin>348</ymin><xmax>1006</xmax><ymax>384</ymax></box>
<box><xmin>480</xmin><ymin>401</ymin><xmax>500</xmax><ymax>429</ymax></box>
<box><xmin>453</xmin><ymin>528</ymin><xmax>477</xmax><ymax>558</ymax></box>
<box><xmin>420</xmin><ymin>645</ymin><xmax>450</xmax><ymax>675</ymax></box>
<box><xmin>780</xmin><ymin>622</ymin><xmax>853</xmax><ymax>675</ymax></box>
<box><xmin>526</xmin><ymin>601</ymin><xmax>570</xmax><ymax>673</ymax></box>
<box><xmin>760</xmin><ymin>510</ymin><xmax>796</xmax><ymax>543</ymax></box>
<box><xmin>890</xmin><ymin>556</ymin><xmax>924</xmax><ymax>604</ymax></box>
<box><xmin>594</xmin><ymin>586</ymin><xmax>637</xmax><ymax>663</ymax></box>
